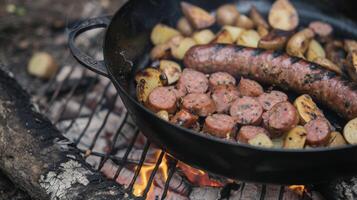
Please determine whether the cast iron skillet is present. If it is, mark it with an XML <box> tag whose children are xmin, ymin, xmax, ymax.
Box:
<box><xmin>69</xmin><ymin>0</ymin><xmax>357</xmax><ymax>184</ymax></box>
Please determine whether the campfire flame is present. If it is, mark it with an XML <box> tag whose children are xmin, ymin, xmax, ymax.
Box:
<box><xmin>289</xmin><ymin>185</ymin><xmax>306</xmax><ymax>196</ymax></box>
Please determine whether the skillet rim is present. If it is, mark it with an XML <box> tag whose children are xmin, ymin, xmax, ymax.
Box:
<box><xmin>103</xmin><ymin>0</ymin><xmax>357</xmax><ymax>154</ymax></box>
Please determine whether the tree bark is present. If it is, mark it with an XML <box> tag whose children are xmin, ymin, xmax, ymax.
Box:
<box><xmin>0</xmin><ymin>69</ymin><xmax>127</xmax><ymax>200</ymax></box>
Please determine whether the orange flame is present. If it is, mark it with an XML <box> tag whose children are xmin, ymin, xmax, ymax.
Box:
<box><xmin>289</xmin><ymin>185</ymin><xmax>306</xmax><ymax>196</ymax></box>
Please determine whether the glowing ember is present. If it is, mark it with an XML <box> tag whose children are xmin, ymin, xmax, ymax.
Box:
<box><xmin>289</xmin><ymin>185</ymin><xmax>306</xmax><ymax>196</ymax></box>
<box><xmin>177</xmin><ymin>162</ymin><xmax>224</xmax><ymax>187</ymax></box>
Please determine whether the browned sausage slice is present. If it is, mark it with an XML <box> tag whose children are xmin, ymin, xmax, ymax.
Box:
<box><xmin>304</xmin><ymin>117</ymin><xmax>331</xmax><ymax>146</ymax></box>
<box><xmin>168</xmin><ymin>86</ymin><xmax>187</xmax><ymax>99</ymax></box>
<box><xmin>263</xmin><ymin>101</ymin><xmax>299</xmax><ymax>137</ymax></box>
<box><xmin>257</xmin><ymin>90</ymin><xmax>288</xmax><ymax>111</ymax></box>
<box><xmin>237</xmin><ymin>126</ymin><xmax>270</xmax><ymax>144</ymax></box>
<box><xmin>177</xmin><ymin>68</ymin><xmax>209</xmax><ymax>94</ymax></box>
<box><xmin>182</xmin><ymin>93</ymin><xmax>216</xmax><ymax>116</ymax></box>
<box><xmin>170</xmin><ymin>109</ymin><xmax>199</xmax><ymax>128</ymax></box>
<box><xmin>211</xmin><ymin>84</ymin><xmax>240</xmax><ymax>113</ymax></box>
<box><xmin>203</xmin><ymin>114</ymin><xmax>236</xmax><ymax>138</ymax></box>
<box><xmin>209</xmin><ymin>72</ymin><xmax>236</xmax><ymax>89</ymax></box>
<box><xmin>230</xmin><ymin>96</ymin><xmax>263</xmax><ymax>125</ymax></box>
<box><xmin>146</xmin><ymin>86</ymin><xmax>177</xmax><ymax>113</ymax></box>
<box><xmin>237</xmin><ymin>78</ymin><xmax>264</xmax><ymax>97</ymax></box>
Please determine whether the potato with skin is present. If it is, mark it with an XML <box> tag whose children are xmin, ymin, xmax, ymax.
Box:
<box><xmin>248</xmin><ymin>133</ymin><xmax>274</xmax><ymax>148</ymax></box>
<box><xmin>268</xmin><ymin>0</ymin><xmax>299</xmax><ymax>31</ymax></box>
<box><xmin>283</xmin><ymin>126</ymin><xmax>307</xmax><ymax>149</ymax></box>
<box><xmin>150</xmin><ymin>24</ymin><xmax>181</xmax><ymax>45</ymax></box>
<box><xmin>192</xmin><ymin>29</ymin><xmax>215</xmax><ymax>45</ymax></box>
<box><xmin>313</xmin><ymin>57</ymin><xmax>342</xmax><ymax>75</ymax></box>
<box><xmin>135</xmin><ymin>68</ymin><xmax>164</xmax><ymax>102</ymax></box>
<box><xmin>171</xmin><ymin>37</ymin><xmax>197</xmax><ymax>60</ymax></box>
<box><xmin>294</xmin><ymin>94</ymin><xmax>324</xmax><ymax>124</ymax></box>
<box><xmin>150</xmin><ymin>43</ymin><xmax>171</xmax><ymax>60</ymax></box>
<box><xmin>250</xmin><ymin>6</ymin><xmax>269</xmax><ymax>29</ymax></box>
<box><xmin>159</xmin><ymin>60</ymin><xmax>182</xmax><ymax>85</ymax></box>
<box><xmin>223</xmin><ymin>26</ymin><xmax>244</xmax><ymax>42</ymax></box>
<box><xmin>257</xmin><ymin>26</ymin><xmax>269</xmax><ymax>37</ymax></box>
<box><xmin>258</xmin><ymin>29</ymin><xmax>291</xmax><ymax>50</ymax></box>
<box><xmin>346</xmin><ymin>50</ymin><xmax>357</xmax><ymax>82</ymax></box>
<box><xmin>272</xmin><ymin>137</ymin><xmax>284</xmax><ymax>148</ymax></box>
<box><xmin>216</xmin><ymin>4</ymin><xmax>240</xmax><ymax>26</ymax></box>
<box><xmin>328</xmin><ymin>131</ymin><xmax>347</xmax><ymax>147</ymax></box>
<box><xmin>237</xmin><ymin>30</ymin><xmax>261</xmax><ymax>48</ymax></box>
<box><xmin>344</xmin><ymin>39</ymin><xmax>357</xmax><ymax>52</ymax></box>
<box><xmin>235</xmin><ymin>15</ymin><xmax>255</xmax><ymax>29</ymax></box>
<box><xmin>156</xmin><ymin>110</ymin><xmax>169</xmax><ymax>121</ymax></box>
<box><xmin>177</xmin><ymin>17</ymin><xmax>194</xmax><ymax>36</ymax></box>
<box><xmin>181</xmin><ymin>1</ymin><xmax>215</xmax><ymax>29</ymax></box>
<box><xmin>211</xmin><ymin>30</ymin><xmax>234</xmax><ymax>44</ymax></box>
<box><xmin>307</xmin><ymin>39</ymin><xmax>326</xmax><ymax>62</ymax></box>
<box><xmin>286</xmin><ymin>28</ymin><xmax>315</xmax><ymax>58</ymax></box>
<box><xmin>344</xmin><ymin>118</ymin><xmax>357</xmax><ymax>145</ymax></box>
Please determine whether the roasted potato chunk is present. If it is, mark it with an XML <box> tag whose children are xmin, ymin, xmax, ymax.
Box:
<box><xmin>156</xmin><ymin>110</ymin><xmax>170</xmax><ymax>121</ymax></box>
<box><xmin>268</xmin><ymin>0</ymin><xmax>298</xmax><ymax>31</ymax></box>
<box><xmin>211</xmin><ymin>30</ymin><xmax>234</xmax><ymax>44</ymax></box>
<box><xmin>272</xmin><ymin>137</ymin><xmax>284</xmax><ymax>148</ymax></box>
<box><xmin>286</xmin><ymin>28</ymin><xmax>315</xmax><ymax>58</ymax></box>
<box><xmin>222</xmin><ymin>26</ymin><xmax>244</xmax><ymax>42</ymax></box>
<box><xmin>177</xmin><ymin>17</ymin><xmax>194</xmax><ymax>36</ymax></box>
<box><xmin>346</xmin><ymin>50</ymin><xmax>357</xmax><ymax>82</ymax></box>
<box><xmin>237</xmin><ymin>30</ymin><xmax>261</xmax><ymax>48</ymax></box>
<box><xmin>28</xmin><ymin>52</ymin><xmax>59</xmax><ymax>79</ymax></box>
<box><xmin>159</xmin><ymin>60</ymin><xmax>182</xmax><ymax>85</ymax></box>
<box><xmin>151</xmin><ymin>24</ymin><xmax>181</xmax><ymax>45</ymax></box>
<box><xmin>150</xmin><ymin>43</ymin><xmax>171</xmax><ymax>60</ymax></box>
<box><xmin>344</xmin><ymin>39</ymin><xmax>357</xmax><ymax>53</ymax></box>
<box><xmin>258</xmin><ymin>29</ymin><xmax>291</xmax><ymax>50</ymax></box>
<box><xmin>250</xmin><ymin>6</ymin><xmax>269</xmax><ymax>29</ymax></box>
<box><xmin>171</xmin><ymin>37</ymin><xmax>197</xmax><ymax>60</ymax></box>
<box><xmin>235</xmin><ymin>15</ymin><xmax>255</xmax><ymax>29</ymax></box>
<box><xmin>135</xmin><ymin>68</ymin><xmax>164</xmax><ymax>102</ymax></box>
<box><xmin>328</xmin><ymin>131</ymin><xmax>347</xmax><ymax>147</ymax></box>
<box><xmin>313</xmin><ymin>57</ymin><xmax>342</xmax><ymax>75</ymax></box>
<box><xmin>216</xmin><ymin>4</ymin><xmax>240</xmax><ymax>26</ymax></box>
<box><xmin>343</xmin><ymin>118</ymin><xmax>357</xmax><ymax>145</ymax></box>
<box><xmin>248</xmin><ymin>133</ymin><xmax>274</xmax><ymax>148</ymax></box>
<box><xmin>307</xmin><ymin>39</ymin><xmax>326</xmax><ymax>62</ymax></box>
<box><xmin>181</xmin><ymin>2</ymin><xmax>215</xmax><ymax>29</ymax></box>
<box><xmin>192</xmin><ymin>29</ymin><xmax>215</xmax><ymax>45</ymax></box>
<box><xmin>283</xmin><ymin>126</ymin><xmax>307</xmax><ymax>149</ymax></box>
<box><xmin>294</xmin><ymin>94</ymin><xmax>324</xmax><ymax>124</ymax></box>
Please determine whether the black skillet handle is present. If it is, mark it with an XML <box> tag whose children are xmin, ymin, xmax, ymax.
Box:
<box><xmin>68</xmin><ymin>16</ymin><xmax>110</xmax><ymax>78</ymax></box>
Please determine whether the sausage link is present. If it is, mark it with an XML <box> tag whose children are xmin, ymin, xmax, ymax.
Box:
<box><xmin>184</xmin><ymin>44</ymin><xmax>357</xmax><ymax>120</ymax></box>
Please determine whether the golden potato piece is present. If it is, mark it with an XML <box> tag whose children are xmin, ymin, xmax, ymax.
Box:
<box><xmin>258</xmin><ymin>29</ymin><xmax>291</xmax><ymax>50</ymax></box>
<box><xmin>223</xmin><ymin>26</ymin><xmax>244</xmax><ymax>42</ymax></box>
<box><xmin>159</xmin><ymin>60</ymin><xmax>182</xmax><ymax>85</ymax></box>
<box><xmin>156</xmin><ymin>110</ymin><xmax>169</xmax><ymax>121</ymax></box>
<box><xmin>237</xmin><ymin>30</ymin><xmax>261</xmax><ymax>48</ymax></box>
<box><xmin>344</xmin><ymin>118</ymin><xmax>357</xmax><ymax>145</ymax></box>
<box><xmin>150</xmin><ymin>43</ymin><xmax>171</xmax><ymax>60</ymax></box>
<box><xmin>328</xmin><ymin>131</ymin><xmax>347</xmax><ymax>147</ymax></box>
<box><xmin>286</xmin><ymin>28</ymin><xmax>315</xmax><ymax>58</ymax></box>
<box><xmin>151</xmin><ymin>24</ymin><xmax>181</xmax><ymax>45</ymax></box>
<box><xmin>313</xmin><ymin>57</ymin><xmax>342</xmax><ymax>75</ymax></box>
<box><xmin>294</xmin><ymin>94</ymin><xmax>324</xmax><ymax>124</ymax></box>
<box><xmin>257</xmin><ymin>26</ymin><xmax>269</xmax><ymax>37</ymax></box>
<box><xmin>171</xmin><ymin>37</ymin><xmax>197</xmax><ymax>60</ymax></box>
<box><xmin>307</xmin><ymin>39</ymin><xmax>326</xmax><ymax>62</ymax></box>
<box><xmin>181</xmin><ymin>1</ymin><xmax>215</xmax><ymax>29</ymax></box>
<box><xmin>135</xmin><ymin>68</ymin><xmax>163</xmax><ymax>102</ymax></box>
<box><xmin>248</xmin><ymin>133</ymin><xmax>274</xmax><ymax>148</ymax></box>
<box><xmin>250</xmin><ymin>6</ymin><xmax>269</xmax><ymax>29</ymax></box>
<box><xmin>283</xmin><ymin>126</ymin><xmax>307</xmax><ymax>149</ymax></box>
<box><xmin>235</xmin><ymin>14</ymin><xmax>255</xmax><ymax>29</ymax></box>
<box><xmin>268</xmin><ymin>0</ymin><xmax>299</xmax><ymax>31</ymax></box>
<box><xmin>177</xmin><ymin>17</ymin><xmax>193</xmax><ymax>36</ymax></box>
<box><xmin>344</xmin><ymin>39</ymin><xmax>357</xmax><ymax>53</ymax></box>
<box><xmin>272</xmin><ymin>137</ymin><xmax>284</xmax><ymax>148</ymax></box>
<box><xmin>28</xmin><ymin>52</ymin><xmax>58</xmax><ymax>79</ymax></box>
<box><xmin>211</xmin><ymin>30</ymin><xmax>234</xmax><ymax>44</ymax></box>
<box><xmin>216</xmin><ymin>4</ymin><xmax>240</xmax><ymax>26</ymax></box>
<box><xmin>192</xmin><ymin>29</ymin><xmax>215</xmax><ymax>45</ymax></box>
<box><xmin>346</xmin><ymin>50</ymin><xmax>357</xmax><ymax>82</ymax></box>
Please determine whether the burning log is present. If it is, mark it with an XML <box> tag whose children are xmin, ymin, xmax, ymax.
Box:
<box><xmin>0</xmin><ymin>69</ymin><xmax>127</xmax><ymax>200</ymax></box>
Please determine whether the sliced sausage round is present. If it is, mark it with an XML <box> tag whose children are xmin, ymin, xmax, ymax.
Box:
<box><xmin>203</xmin><ymin>114</ymin><xmax>236</xmax><ymax>138</ymax></box>
<box><xmin>257</xmin><ymin>90</ymin><xmax>288</xmax><ymax>111</ymax></box>
<box><xmin>304</xmin><ymin>117</ymin><xmax>331</xmax><ymax>146</ymax></box>
<box><xmin>237</xmin><ymin>78</ymin><xmax>264</xmax><ymax>97</ymax></box>
<box><xmin>209</xmin><ymin>72</ymin><xmax>236</xmax><ymax>89</ymax></box>
<box><xmin>146</xmin><ymin>86</ymin><xmax>177</xmax><ymax>113</ymax></box>
<box><xmin>182</xmin><ymin>93</ymin><xmax>216</xmax><ymax>117</ymax></box>
<box><xmin>263</xmin><ymin>101</ymin><xmax>299</xmax><ymax>137</ymax></box>
<box><xmin>177</xmin><ymin>68</ymin><xmax>209</xmax><ymax>94</ymax></box>
<box><xmin>211</xmin><ymin>84</ymin><xmax>240</xmax><ymax>113</ymax></box>
<box><xmin>170</xmin><ymin>109</ymin><xmax>199</xmax><ymax>128</ymax></box>
<box><xmin>168</xmin><ymin>86</ymin><xmax>187</xmax><ymax>99</ymax></box>
<box><xmin>237</xmin><ymin>126</ymin><xmax>270</xmax><ymax>144</ymax></box>
<box><xmin>230</xmin><ymin>96</ymin><xmax>263</xmax><ymax>125</ymax></box>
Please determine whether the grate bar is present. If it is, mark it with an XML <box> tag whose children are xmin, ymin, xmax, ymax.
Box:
<box><xmin>260</xmin><ymin>185</ymin><xmax>267</xmax><ymax>200</ymax></box>
<box><xmin>142</xmin><ymin>151</ymin><xmax>165</xmax><ymax>199</ymax></box>
<box><xmin>278</xmin><ymin>186</ymin><xmax>285</xmax><ymax>200</ymax></box>
<box><xmin>161</xmin><ymin>159</ymin><xmax>178</xmax><ymax>200</ymax></box>
<box><xmin>127</xmin><ymin>141</ymin><xmax>151</xmax><ymax>194</ymax></box>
